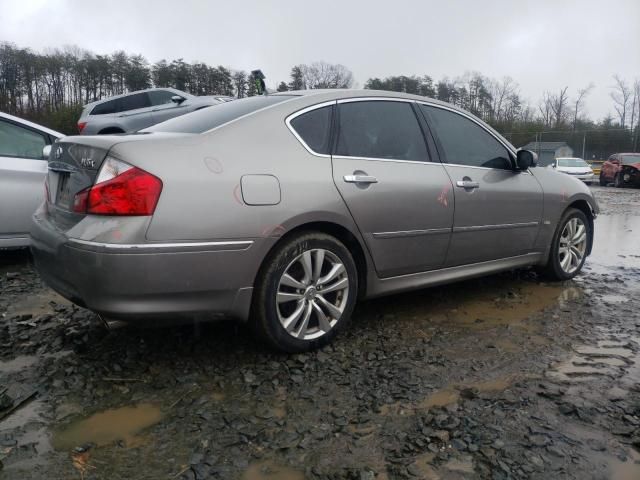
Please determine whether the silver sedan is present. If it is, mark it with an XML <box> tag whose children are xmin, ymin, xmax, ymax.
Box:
<box><xmin>30</xmin><ymin>90</ymin><xmax>598</xmax><ymax>351</ymax></box>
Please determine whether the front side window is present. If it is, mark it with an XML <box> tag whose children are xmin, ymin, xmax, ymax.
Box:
<box><xmin>148</xmin><ymin>90</ymin><xmax>178</xmax><ymax>106</ymax></box>
<box><xmin>289</xmin><ymin>105</ymin><xmax>333</xmax><ymax>155</ymax></box>
<box><xmin>117</xmin><ymin>93</ymin><xmax>151</xmax><ymax>112</ymax></box>
<box><xmin>0</xmin><ymin>120</ymin><xmax>47</xmax><ymax>160</ymax></box>
<box><xmin>421</xmin><ymin>105</ymin><xmax>512</xmax><ymax>170</ymax></box>
<box><xmin>335</xmin><ymin>101</ymin><xmax>428</xmax><ymax>161</ymax></box>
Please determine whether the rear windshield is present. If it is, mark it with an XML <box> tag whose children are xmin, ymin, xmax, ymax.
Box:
<box><xmin>145</xmin><ymin>95</ymin><xmax>295</xmax><ymax>134</ymax></box>
<box><xmin>557</xmin><ymin>158</ymin><xmax>588</xmax><ymax>167</ymax></box>
<box><xmin>621</xmin><ymin>155</ymin><xmax>640</xmax><ymax>165</ymax></box>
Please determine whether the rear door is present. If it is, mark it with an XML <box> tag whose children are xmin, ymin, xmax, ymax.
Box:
<box><xmin>0</xmin><ymin>118</ymin><xmax>50</xmax><ymax>241</ymax></box>
<box><xmin>420</xmin><ymin>104</ymin><xmax>543</xmax><ymax>267</ymax></box>
<box><xmin>329</xmin><ymin>99</ymin><xmax>454</xmax><ymax>277</ymax></box>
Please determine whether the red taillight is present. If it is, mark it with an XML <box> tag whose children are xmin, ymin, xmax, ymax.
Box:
<box><xmin>77</xmin><ymin>122</ymin><xmax>87</xmax><ymax>133</ymax></box>
<box><xmin>73</xmin><ymin>158</ymin><xmax>162</xmax><ymax>216</ymax></box>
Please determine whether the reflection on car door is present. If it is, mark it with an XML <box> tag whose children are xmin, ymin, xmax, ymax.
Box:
<box><xmin>420</xmin><ymin>104</ymin><xmax>543</xmax><ymax>266</ymax></box>
<box><xmin>150</xmin><ymin>90</ymin><xmax>188</xmax><ymax>124</ymax></box>
<box><xmin>0</xmin><ymin>119</ymin><xmax>48</xmax><ymax>242</ymax></box>
<box><xmin>331</xmin><ymin>99</ymin><xmax>454</xmax><ymax>278</ymax></box>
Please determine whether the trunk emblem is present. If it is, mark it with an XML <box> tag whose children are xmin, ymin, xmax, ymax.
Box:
<box><xmin>54</xmin><ymin>146</ymin><xmax>63</xmax><ymax>159</ymax></box>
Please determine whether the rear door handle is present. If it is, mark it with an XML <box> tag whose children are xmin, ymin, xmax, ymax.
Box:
<box><xmin>456</xmin><ymin>180</ymin><xmax>479</xmax><ymax>189</ymax></box>
<box><xmin>344</xmin><ymin>175</ymin><xmax>378</xmax><ymax>184</ymax></box>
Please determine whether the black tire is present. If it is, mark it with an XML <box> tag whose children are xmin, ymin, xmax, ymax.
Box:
<box><xmin>541</xmin><ymin>208</ymin><xmax>591</xmax><ymax>281</ymax></box>
<box><xmin>614</xmin><ymin>173</ymin><xmax>624</xmax><ymax>188</ymax></box>
<box><xmin>599</xmin><ymin>174</ymin><xmax>606</xmax><ymax>186</ymax></box>
<box><xmin>252</xmin><ymin>232</ymin><xmax>358</xmax><ymax>352</ymax></box>
<box><xmin>98</xmin><ymin>128</ymin><xmax>125</xmax><ymax>135</ymax></box>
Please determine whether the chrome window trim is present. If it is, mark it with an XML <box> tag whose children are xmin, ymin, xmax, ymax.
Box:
<box><xmin>284</xmin><ymin>100</ymin><xmax>336</xmax><ymax>158</ymax></box>
<box><xmin>68</xmin><ymin>238</ymin><xmax>254</xmax><ymax>251</ymax></box>
<box><xmin>372</xmin><ymin>228</ymin><xmax>451</xmax><ymax>239</ymax></box>
<box><xmin>336</xmin><ymin>97</ymin><xmax>415</xmax><ymax>104</ymax></box>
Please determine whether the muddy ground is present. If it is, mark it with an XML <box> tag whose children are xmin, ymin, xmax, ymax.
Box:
<box><xmin>1</xmin><ymin>185</ymin><xmax>640</xmax><ymax>480</ymax></box>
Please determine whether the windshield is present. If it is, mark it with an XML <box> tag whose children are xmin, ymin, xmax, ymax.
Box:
<box><xmin>621</xmin><ymin>155</ymin><xmax>640</xmax><ymax>165</ymax></box>
<box><xmin>557</xmin><ymin>158</ymin><xmax>588</xmax><ymax>167</ymax></box>
<box><xmin>145</xmin><ymin>95</ymin><xmax>296</xmax><ymax>134</ymax></box>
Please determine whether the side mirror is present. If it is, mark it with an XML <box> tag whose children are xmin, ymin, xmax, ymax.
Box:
<box><xmin>171</xmin><ymin>95</ymin><xmax>185</xmax><ymax>104</ymax></box>
<box><xmin>42</xmin><ymin>145</ymin><xmax>51</xmax><ymax>159</ymax></box>
<box><xmin>515</xmin><ymin>150</ymin><xmax>536</xmax><ymax>170</ymax></box>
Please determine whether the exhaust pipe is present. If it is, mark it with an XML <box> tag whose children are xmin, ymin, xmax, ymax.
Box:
<box><xmin>99</xmin><ymin>315</ymin><xmax>128</xmax><ymax>330</ymax></box>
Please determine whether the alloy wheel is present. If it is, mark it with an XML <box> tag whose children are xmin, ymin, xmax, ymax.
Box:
<box><xmin>558</xmin><ymin>217</ymin><xmax>587</xmax><ymax>274</ymax></box>
<box><xmin>276</xmin><ymin>249</ymin><xmax>349</xmax><ymax>340</ymax></box>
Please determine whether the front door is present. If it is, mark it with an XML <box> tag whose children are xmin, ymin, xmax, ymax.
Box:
<box><xmin>0</xmin><ymin>118</ymin><xmax>48</xmax><ymax>241</ymax></box>
<box><xmin>420</xmin><ymin>104</ymin><xmax>543</xmax><ymax>266</ymax></box>
<box><xmin>331</xmin><ymin>99</ymin><xmax>454</xmax><ymax>277</ymax></box>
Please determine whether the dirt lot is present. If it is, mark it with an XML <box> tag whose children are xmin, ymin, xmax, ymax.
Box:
<box><xmin>1</xmin><ymin>185</ymin><xmax>640</xmax><ymax>480</ymax></box>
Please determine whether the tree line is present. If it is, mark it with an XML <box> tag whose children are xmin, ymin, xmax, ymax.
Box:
<box><xmin>1</xmin><ymin>41</ymin><xmax>638</xmax><ymax>157</ymax></box>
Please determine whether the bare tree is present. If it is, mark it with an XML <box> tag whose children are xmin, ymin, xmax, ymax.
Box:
<box><xmin>549</xmin><ymin>86</ymin><xmax>569</xmax><ymax>128</ymax></box>
<box><xmin>538</xmin><ymin>91</ymin><xmax>553</xmax><ymax>127</ymax></box>
<box><xmin>632</xmin><ymin>79</ymin><xmax>640</xmax><ymax>151</ymax></box>
<box><xmin>611</xmin><ymin>75</ymin><xmax>632</xmax><ymax>127</ymax></box>
<box><xmin>571</xmin><ymin>83</ymin><xmax>594</xmax><ymax>131</ymax></box>
<box><xmin>301</xmin><ymin>62</ymin><xmax>353</xmax><ymax>89</ymax></box>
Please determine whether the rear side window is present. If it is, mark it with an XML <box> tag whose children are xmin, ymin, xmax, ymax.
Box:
<box><xmin>421</xmin><ymin>105</ymin><xmax>512</xmax><ymax>170</ymax></box>
<box><xmin>289</xmin><ymin>105</ymin><xmax>333</xmax><ymax>155</ymax></box>
<box><xmin>117</xmin><ymin>93</ymin><xmax>151</xmax><ymax>112</ymax></box>
<box><xmin>335</xmin><ymin>101</ymin><xmax>428</xmax><ymax>161</ymax></box>
<box><xmin>0</xmin><ymin>119</ymin><xmax>47</xmax><ymax>160</ymax></box>
<box><xmin>90</xmin><ymin>99</ymin><xmax>117</xmax><ymax>115</ymax></box>
<box><xmin>146</xmin><ymin>95</ymin><xmax>295</xmax><ymax>134</ymax></box>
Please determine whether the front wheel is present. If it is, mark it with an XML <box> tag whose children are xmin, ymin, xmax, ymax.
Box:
<box><xmin>614</xmin><ymin>173</ymin><xmax>624</xmax><ymax>188</ymax></box>
<box><xmin>599</xmin><ymin>174</ymin><xmax>606</xmax><ymax>186</ymax></box>
<box><xmin>541</xmin><ymin>208</ymin><xmax>591</xmax><ymax>281</ymax></box>
<box><xmin>252</xmin><ymin>232</ymin><xmax>358</xmax><ymax>352</ymax></box>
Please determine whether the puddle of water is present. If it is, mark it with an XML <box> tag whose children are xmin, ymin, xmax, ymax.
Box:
<box><xmin>52</xmin><ymin>403</ymin><xmax>163</xmax><ymax>450</ymax></box>
<box><xmin>419</xmin><ymin>375</ymin><xmax>523</xmax><ymax>409</ymax></box>
<box><xmin>574</xmin><ymin>346</ymin><xmax>634</xmax><ymax>358</ymax></box>
<box><xmin>607</xmin><ymin>448</ymin><xmax>640</xmax><ymax>480</ymax></box>
<box><xmin>242</xmin><ymin>460</ymin><xmax>304</xmax><ymax>480</ymax></box>
<box><xmin>588</xmin><ymin>214</ymin><xmax>640</xmax><ymax>270</ymax></box>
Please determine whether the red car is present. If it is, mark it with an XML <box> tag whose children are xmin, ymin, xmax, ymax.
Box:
<box><xmin>599</xmin><ymin>153</ymin><xmax>640</xmax><ymax>187</ymax></box>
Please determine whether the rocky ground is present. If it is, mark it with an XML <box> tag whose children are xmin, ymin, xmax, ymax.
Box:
<box><xmin>1</xmin><ymin>185</ymin><xmax>640</xmax><ymax>480</ymax></box>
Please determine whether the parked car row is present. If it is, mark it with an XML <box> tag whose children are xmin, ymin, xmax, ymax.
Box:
<box><xmin>25</xmin><ymin>89</ymin><xmax>599</xmax><ymax>351</ymax></box>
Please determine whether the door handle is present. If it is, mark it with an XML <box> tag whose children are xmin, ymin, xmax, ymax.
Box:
<box><xmin>456</xmin><ymin>180</ymin><xmax>480</xmax><ymax>189</ymax></box>
<box><xmin>344</xmin><ymin>175</ymin><xmax>378</xmax><ymax>184</ymax></box>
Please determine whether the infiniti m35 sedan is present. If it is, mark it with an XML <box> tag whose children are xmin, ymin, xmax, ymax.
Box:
<box><xmin>31</xmin><ymin>90</ymin><xmax>598</xmax><ymax>352</ymax></box>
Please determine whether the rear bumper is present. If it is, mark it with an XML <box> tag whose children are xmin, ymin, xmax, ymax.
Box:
<box><xmin>30</xmin><ymin>211</ymin><xmax>269</xmax><ymax>322</ymax></box>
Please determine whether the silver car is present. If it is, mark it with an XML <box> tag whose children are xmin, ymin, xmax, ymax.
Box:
<box><xmin>0</xmin><ymin>112</ymin><xmax>62</xmax><ymax>248</ymax></box>
<box><xmin>31</xmin><ymin>90</ymin><xmax>598</xmax><ymax>351</ymax></box>
<box><xmin>77</xmin><ymin>88</ymin><xmax>226</xmax><ymax>135</ymax></box>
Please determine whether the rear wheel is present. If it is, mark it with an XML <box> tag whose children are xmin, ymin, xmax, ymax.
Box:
<box><xmin>541</xmin><ymin>208</ymin><xmax>591</xmax><ymax>281</ymax></box>
<box><xmin>252</xmin><ymin>232</ymin><xmax>358</xmax><ymax>352</ymax></box>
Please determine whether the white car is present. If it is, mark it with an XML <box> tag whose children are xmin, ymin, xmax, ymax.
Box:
<box><xmin>0</xmin><ymin>112</ymin><xmax>63</xmax><ymax>248</ymax></box>
<box><xmin>550</xmin><ymin>157</ymin><xmax>595</xmax><ymax>185</ymax></box>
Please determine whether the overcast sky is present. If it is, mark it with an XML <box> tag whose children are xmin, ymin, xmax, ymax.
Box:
<box><xmin>1</xmin><ymin>0</ymin><xmax>639</xmax><ymax>121</ymax></box>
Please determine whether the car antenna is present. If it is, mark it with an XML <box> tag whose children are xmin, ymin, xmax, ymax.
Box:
<box><xmin>251</xmin><ymin>69</ymin><xmax>267</xmax><ymax>96</ymax></box>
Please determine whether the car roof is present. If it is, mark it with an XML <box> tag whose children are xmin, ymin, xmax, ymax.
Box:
<box><xmin>0</xmin><ymin>111</ymin><xmax>64</xmax><ymax>138</ymax></box>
